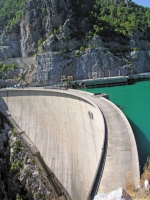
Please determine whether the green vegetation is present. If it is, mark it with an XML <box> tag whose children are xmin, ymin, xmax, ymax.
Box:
<box><xmin>33</xmin><ymin>192</ymin><xmax>46</xmax><ymax>200</ymax></box>
<box><xmin>61</xmin><ymin>48</ymin><xmax>72</xmax><ymax>54</ymax></box>
<box><xmin>0</xmin><ymin>0</ymin><xmax>149</xmax><ymax>53</ymax></box>
<box><xmin>0</xmin><ymin>62</ymin><xmax>17</xmax><ymax>72</ymax></box>
<box><xmin>75</xmin><ymin>50</ymin><xmax>81</xmax><ymax>57</ymax></box>
<box><xmin>72</xmin><ymin>0</ymin><xmax>150</xmax><ymax>40</ymax></box>
<box><xmin>132</xmin><ymin>47</ymin><xmax>139</xmax><ymax>51</ymax></box>
<box><xmin>14</xmin><ymin>139</ymin><xmax>22</xmax><ymax>153</ymax></box>
<box><xmin>54</xmin><ymin>28</ymin><xmax>58</xmax><ymax>35</ymax></box>
<box><xmin>0</xmin><ymin>0</ymin><xmax>24</xmax><ymax>31</ymax></box>
<box><xmin>31</xmin><ymin>158</ymin><xmax>35</xmax><ymax>164</ymax></box>
<box><xmin>37</xmin><ymin>36</ymin><xmax>47</xmax><ymax>48</ymax></box>
<box><xmin>0</xmin><ymin>0</ymin><xmax>149</xmax><ymax>50</ymax></box>
<box><xmin>80</xmin><ymin>46</ymin><xmax>85</xmax><ymax>51</ymax></box>
<box><xmin>11</xmin><ymin>139</ymin><xmax>22</xmax><ymax>153</ymax></box>
<box><xmin>37</xmin><ymin>38</ymin><xmax>44</xmax><ymax>47</ymax></box>
<box><xmin>16</xmin><ymin>194</ymin><xmax>23</xmax><ymax>200</ymax></box>
<box><xmin>10</xmin><ymin>160</ymin><xmax>22</xmax><ymax>172</ymax></box>
<box><xmin>12</xmin><ymin>129</ymin><xmax>17</xmax><ymax>137</ymax></box>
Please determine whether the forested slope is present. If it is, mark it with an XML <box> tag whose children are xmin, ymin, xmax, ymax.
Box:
<box><xmin>0</xmin><ymin>0</ymin><xmax>24</xmax><ymax>33</ymax></box>
<box><xmin>0</xmin><ymin>0</ymin><xmax>150</xmax><ymax>39</ymax></box>
<box><xmin>0</xmin><ymin>0</ymin><xmax>150</xmax><ymax>82</ymax></box>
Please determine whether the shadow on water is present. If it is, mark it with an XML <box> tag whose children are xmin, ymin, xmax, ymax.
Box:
<box><xmin>128</xmin><ymin>118</ymin><xmax>150</xmax><ymax>174</ymax></box>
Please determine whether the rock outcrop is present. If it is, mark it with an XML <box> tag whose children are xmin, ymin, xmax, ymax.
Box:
<box><xmin>32</xmin><ymin>47</ymin><xmax>150</xmax><ymax>83</ymax></box>
<box><xmin>94</xmin><ymin>187</ymin><xmax>132</xmax><ymax>200</ymax></box>
<box><xmin>20</xmin><ymin>0</ymin><xmax>150</xmax><ymax>83</ymax></box>
<box><xmin>21</xmin><ymin>0</ymin><xmax>73</xmax><ymax>57</ymax></box>
<box><xmin>0</xmin><ymin>117</ymin><xmax>59</xmax><ymax>199</ymax></box>
<box><xmin>0</xmin><ymin>0</ymin><xmax>150</xmax><ymax>83</ymax></box>
<box><xmin>0</xmin><ymin>25</ymin><xmax>21</xmax><ymax>60</ymax></box>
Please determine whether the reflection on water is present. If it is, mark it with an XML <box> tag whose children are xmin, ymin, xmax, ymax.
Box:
<box><xmin>83</xmin><ymin>81</ymin><xmax>150</xmax><ymax>172</ymax></box>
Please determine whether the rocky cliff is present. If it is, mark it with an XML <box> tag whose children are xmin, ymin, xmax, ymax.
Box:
<box><xmin>33</xmin><ymin>45</ymin><xmax>150</xmax><ymax>83</ymax></box>
<box><xmin>0</xmin><ymin>117</ymin><xmax>60</xmax><ymax>199</ymax></box>
<box><xmin>21</xmin><ymin>0</ymin><xmax>73</xmax><ymax>57</ymax></box>
<box><xmin>0</xmin><ymin>24</ymin><xmax>21</xmax><ymax>59</ymax></box>
<box><xmin>0</xmin><ymin>0</ymin><xmax>150</xmax><ymax>83</ymax></box>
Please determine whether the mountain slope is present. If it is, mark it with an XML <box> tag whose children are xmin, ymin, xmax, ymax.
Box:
<box><xmin>0</xmin><ymin>0</ymin><xmax>150</xmax><ymax>83</ymax></box>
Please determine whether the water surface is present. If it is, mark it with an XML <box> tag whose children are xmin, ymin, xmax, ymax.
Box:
<box><xmin>83</xmin><ymin>81</ymin><xmax>150</xmax><ymax>172</ymax></box>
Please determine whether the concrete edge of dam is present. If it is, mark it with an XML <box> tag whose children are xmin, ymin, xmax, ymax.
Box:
<box><xmin>102</xmin><ymin>97</ymin><xmax>140</xmax><ymax>186</ymax></box>
<box><xmin>64</xmin><ymin>89</ymin><xmax>140</xmax><ymax>194</ymax></box>
<box><xmin>0</xmin><ymin>88</ymin><xmax>140</xmax><ymax>199</ymax></box>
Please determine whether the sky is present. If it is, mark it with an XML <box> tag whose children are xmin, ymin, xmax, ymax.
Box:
<box><xmin>132</xmin><ymin>0</ymin><xmax>150</xmax><ymax>7</ymax></box>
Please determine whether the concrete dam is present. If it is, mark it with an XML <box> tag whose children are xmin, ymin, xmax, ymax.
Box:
<box><xmin>0</xmin><ymin>88</ymin><xmax>140</xmax><ymax>200</ymax></box>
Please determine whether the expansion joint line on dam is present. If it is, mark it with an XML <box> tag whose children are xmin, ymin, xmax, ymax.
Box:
<box><xmin>0</xmin><ymin>106</ymin><xmax>70</xmax><ymax>200</ymax></box>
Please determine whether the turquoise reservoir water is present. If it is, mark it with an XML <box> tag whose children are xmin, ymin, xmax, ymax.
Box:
<box><xmin>83</xmin><ymin>81</ymin><xmax>150</xmax><ymax>172</ymax></box>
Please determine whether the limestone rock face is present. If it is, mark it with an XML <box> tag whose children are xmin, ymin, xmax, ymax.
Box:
<box><xmin>0</xmin><ymin>0</ymin><xmax>150</xmax><ymax>82</ymax></box>
<box><xmin>32</xmin><ymin>48</ymin><xmax>150</xmax><ymax>83</ymax></box>
<box><xmin>130</xmin><ymin>32</ymin><xmax>150</xmax><ymax>50</ymax></box>
<box><xmin>21</xmin><ymin>0</ymin><xmax>72</xmax><ymax>56</ymax></box>
<box><xmin>42</xmin><ymin>34</ymin><xmax>81</xmax><ymax>52</ymax></box>
<box><xmin>0</xmin><ymin>25</ymin><xmax>21</xmax><ymax>60</ymax></box>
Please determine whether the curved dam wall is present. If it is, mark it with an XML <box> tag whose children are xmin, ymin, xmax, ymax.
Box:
<box><xmin>0</xmin><ymin>89</ymin><xmax>105</xmax><ymax>200</ymax></box>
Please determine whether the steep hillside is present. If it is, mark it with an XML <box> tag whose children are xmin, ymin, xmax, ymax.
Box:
<box><xmin>0</xmin><ymin>0</ymin><xmax>24</xmax><ymax>58</ymax></box>
<box><xmin>20</xmin><ymin>0</ymin><xmax>150</xmax><ymax>56</ymax></box>
<box><xmin>0</xmin><ymin>0</ymin><xmax>24</xmax><ymax>34</ymax></box>
<box><xmin>0</xmin><ymin>0</ymin><xmax>150</xmax><ymax>83</ymax></box>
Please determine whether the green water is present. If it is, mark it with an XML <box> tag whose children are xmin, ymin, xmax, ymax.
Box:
<box><xmin>83</xmin><ymin>81</ymin><xmax>150</xmax><ymax>172</ymax></box>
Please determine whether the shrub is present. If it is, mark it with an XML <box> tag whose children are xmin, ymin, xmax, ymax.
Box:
<box><xmin>1</xmin><ymin>64</ymin><xmax>7</xmax><ymax>72</ymax></box>
<box><xmin>12</xmin><ymin>129</ymin><xmax>17</xmax><ymax>137</ymax></box>
<box><xmin>32</xmin><ymin>158</ymin><xmax>35</xmax><ymax>164</ymax></box>
<box><xmin>42</xmin><ymin>8</ymin><xmax>46</xmax><ymax>14</ymax></box>
<box><xmin>54</xmin><ymin>29</ymin><xmax>58</xmax><ymax>34</ymax></box>
<box><xmin>38</xmin><ymin>38</ymin><xmax>44</xmax><ymax>47</ymax></box>
<box><xmin>80</xmin><ymin>46</ymin><xmax>85</xmax><ymax>51</ymax></box>
<box><xmin>75</xmin><ymin>50</ymin><xmax>81</xmax><ymax>57</ymax></box>
<box><xmin>16</xmin><ymin>194</ymin><xmax>22</xmax><ymax>200</ymax></box>
<box><xmin>13</xmin><ymin>139</ymin><xmax>22</xmax><ymax>153</ymax></box>
<box><xmin>133</xmin><ymin>47</ymin><xmax>139</xmax><ymax>51</ymax></box>
<box><xmin>10</xmin><ymin>160</ymin><xmax>21</xmax><ymax>172</ymax></box>
<box><xmin>9</xmin><ymin>63</ymin><xmax>17</xmax><ymax>70</ymax></box>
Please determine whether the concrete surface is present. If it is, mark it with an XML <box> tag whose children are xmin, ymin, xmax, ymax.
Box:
<box><xmin>75</xmin><ymin>90</ymin><xmax>140</xmax><ymax>194</ymax></box>
<box><xmin>0</xmin><ymin>88</ymin><xmax>140</xmax><ymax>200</ymax></box>
<box><xmin>0</xmin><ymin>88</ymin><xmax>105</xmax><ymax>200</ymax></box>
